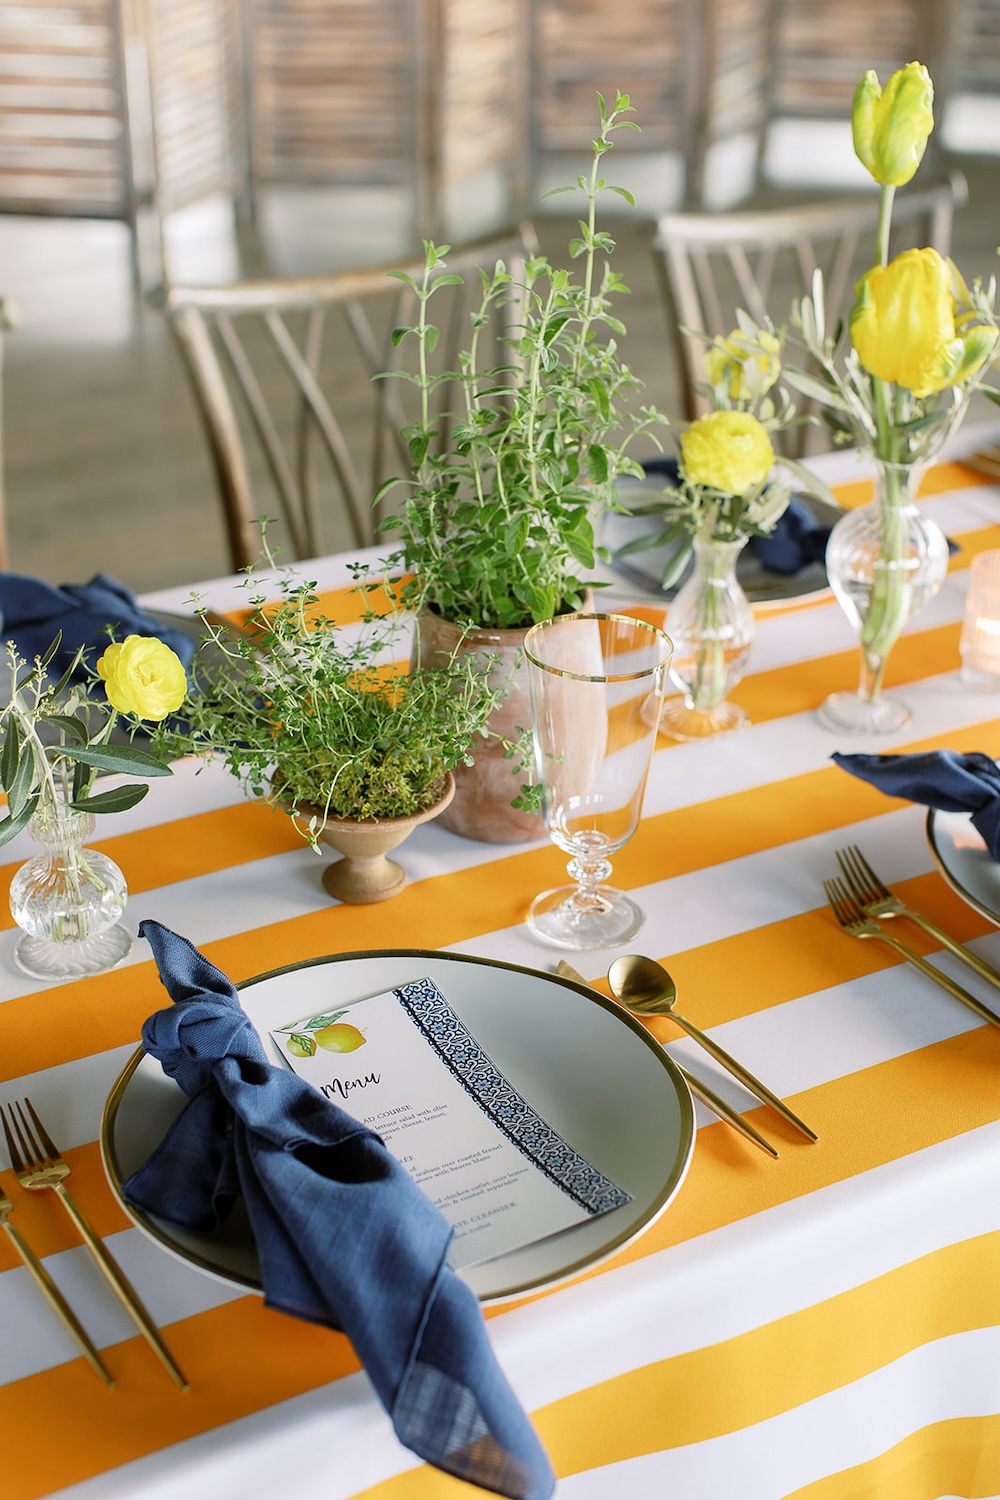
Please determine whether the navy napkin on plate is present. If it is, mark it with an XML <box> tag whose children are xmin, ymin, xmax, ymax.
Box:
<box><xmin>123</xmin><ymin>921</ymin><xmax>555</xmax><ymax>1500</ymax></box>
<box><xmin>639</xmin><ymin>457</ymin><xmax>828</xmax><ymax>575</ymax></box>
<box><xmin>833</xmin><ymin>750</ymin><xmax>1000</xmax><ymax>859</ymax></box>
<box><xmin>0</xmin><ymin>572</ymin><xmax>194</xmax><ymax>680</ymax></box>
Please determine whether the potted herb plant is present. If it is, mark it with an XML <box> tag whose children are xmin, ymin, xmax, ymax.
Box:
<box><xmin>375</xmin><ymin>91</ymin><xmax>667</xmax><ymax>842</ymax></box>
<box><xmin>154</xmin><ymin>559</ymin><xmax>504</xmax><ymax>903</ymax></box>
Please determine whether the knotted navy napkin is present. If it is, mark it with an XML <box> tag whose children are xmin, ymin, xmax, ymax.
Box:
<box><xmin>833</xmin><ymin>750</ymin><xmax>1000</xmax><ymax>859</ymax></box>
<box><xmin>0</xmin><ymin>572</ymin><xmax>194</xmax><ymax>681</ymax></box>
<box><xmin>123</xmin><ymin>920</ymin><xmax>555</xmax><ymax>1500</ymax></box>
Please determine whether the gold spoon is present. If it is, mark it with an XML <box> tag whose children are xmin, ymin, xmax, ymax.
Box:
<box><xmin>607</xmin><ymin>954</ymin><xmax>818</xmax><ymax>1143</ymax></box>
<box><xmin>555</xmin><ymin>961</ymin><xmax>779</xmax><ymax>1158</ymax></box>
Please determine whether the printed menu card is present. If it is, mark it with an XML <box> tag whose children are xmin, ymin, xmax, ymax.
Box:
<box><xmin>271</xmin><ymin>975</ymin><xmax>632</xmax><ymax>1269</ymax></box>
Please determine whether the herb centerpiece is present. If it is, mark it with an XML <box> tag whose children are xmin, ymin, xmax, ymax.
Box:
<box><xmin>375</xmin><ymin>91</ymin><xmax>667</xmax><ymax>840</ymax></box>
<box><xmin>154</xmin><ymin>555</ymin><xmax>504</xmax><ymax>901</ymax></box>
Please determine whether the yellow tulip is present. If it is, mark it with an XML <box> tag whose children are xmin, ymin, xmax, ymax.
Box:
<box><xmin>852</xmin><ymin>62</ymin><xmax>934</xmax><ymax>187</ymax></box>
<box><xmin>97</xmin><ymin>635</ymin><xmax>188</xmax><ymax>720</ymax></box>
<box><xmin>705</xmin><ymin>328</ymin><xmax>782</xmax><ymax>402</ymax></box>
<box><xmin>850</xmin><ymin>246</ymin><xmax>998</xmax><ymax>397</ymax></box>
<box><xmin>679</xmin><ymin>410</ymin><xmax>774</xmax><ymax>496</ymax></box>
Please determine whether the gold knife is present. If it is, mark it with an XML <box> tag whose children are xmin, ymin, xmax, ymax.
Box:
<box><xmin>555</xmin><ymin>962</ymin><xmax>780</xmax><ymax>1158</ymax></box>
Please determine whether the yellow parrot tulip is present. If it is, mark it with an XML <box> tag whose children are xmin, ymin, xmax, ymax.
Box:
<box><xmin>849</xmin><ymin>247</ymin><xmax>998</xmax><ymax>398</ymax></box>
<box><xmin>852</xmin><ymin>62</ymin><xmax>934</xmax><ymax>187</ymax></box>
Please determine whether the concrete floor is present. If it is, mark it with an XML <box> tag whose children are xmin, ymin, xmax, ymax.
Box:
<box><xmin>2</xmin><ymin>147</ymin><xmax>999</xmax><ymax>597</ymax></box>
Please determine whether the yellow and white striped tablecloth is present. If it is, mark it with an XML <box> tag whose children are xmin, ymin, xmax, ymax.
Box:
<box><xmin>4</xmin><ymin>428</ymin><xmax>1000</xmax><ymax>1500</ymax></box>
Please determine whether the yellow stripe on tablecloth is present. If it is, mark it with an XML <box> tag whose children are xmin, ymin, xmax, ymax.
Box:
<box><xmin>339</xmin><ymin>1235</ymin><xmax>1000</xmax><ymax>1499</ymax></box>
<box><xmin>5</xmin><ymin>1026</ymin><xmax>1000</xmax><ymax>1498</ymax></box>
<box><xmin>4</xmin><ymin>715</ymin><xmax>1000</xmax><ymax>1087</ymax></box>
<box><xmin>220</xmin><ymin>573</ymin><xmax>413</xmax><ymax>630</ymax></box>
<box><xmin>0</xmin><ymin>800</ymin><xmax>306</xmax><ymax>930</ymax></box>
<box><xmin>782</xmin><ymin>1414</ymin><xmax>1000</xmax><ymax>1500</ymax></box>
<box><xmin>528</xmin><ymin>1232</ymin><xmax>1000</xmax><ymax>1483</ymax></box>
<box><xmin>829</xmin><ymin>459</ymin><xmax>992</xmax><ymax>511</ymax></box>
<box><xmin>2</xmin><ymin>1295</ymin><xmax>361</xmax><ymax>1500</ymax></box>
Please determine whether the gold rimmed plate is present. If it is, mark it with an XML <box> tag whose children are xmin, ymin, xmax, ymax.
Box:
<box><xmin>101</xmin><ymin>950</ymin><xmax>695</xmax><ymax>1305</ymax></box>
<box><xmin>927</xmin><ymin>809</ymin><xmax>1000</xmax><ymax>927</ymax></box>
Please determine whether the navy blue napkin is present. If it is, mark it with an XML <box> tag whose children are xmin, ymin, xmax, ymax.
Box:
<box><xmin>123</xmin><ymin>921</ymin><xmax>555</xmax><ymax>1500</ymax></box>
<box><xmin>833</xmin><ymin>750</ymin><xmax>1000</xmax><ymax>859</ymax></box>
<box><xmin>0</xmin><ymin>572</ymin><xmax>194</xmax><ymax>680</ymax></box>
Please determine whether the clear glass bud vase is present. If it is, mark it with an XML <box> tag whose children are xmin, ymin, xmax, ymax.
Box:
<box><xmin>659</xmin><ymin>535</ymin><xmax>754</xmax><ymax>740</ymax></box>
<box><xmin>9</xmin><ymin>799</ymin><xmax>132</xmax><ymax>980</ymax></box>
<box><xmin>818</xmin><ymin>459</ymin><xmax>949</xmax><ymax>735</ymax></box>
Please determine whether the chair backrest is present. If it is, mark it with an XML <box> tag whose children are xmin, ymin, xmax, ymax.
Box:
<box><xmin>650</xmin><ymin>173</ymin><xmax>967</xmax><ymax>450</ymax></box>
<box><xmin>156</xmin><ymin>224</ymin><xmax>538</xmax><ymax>571</ymax></box>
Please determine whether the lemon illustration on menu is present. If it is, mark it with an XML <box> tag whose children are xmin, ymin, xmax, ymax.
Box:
<box><xmin>278</xmin><ymin>1010</ymin><xmax>366</xmax><ymax>1058</ymax></box>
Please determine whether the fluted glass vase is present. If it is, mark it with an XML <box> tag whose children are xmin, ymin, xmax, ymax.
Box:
<box><xmin>9</xmin><ymin>797</ymin><xmax>132</xmax><ymax>980</ymax></box>
<box><xmin>819</xmin><ymin>459</ymin><xmax>949</xmax><ymax>735</ymax></box>
<box><xmin>659</xmin><ymin>535</ymin><xmax>755</xmax><ymax>740</ymax></box>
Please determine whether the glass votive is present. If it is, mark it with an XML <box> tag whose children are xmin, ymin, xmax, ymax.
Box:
<box><xmin>960</xmin><ymin>551</ymin><xmax>1000</xmax><ymax>689</ymax></box>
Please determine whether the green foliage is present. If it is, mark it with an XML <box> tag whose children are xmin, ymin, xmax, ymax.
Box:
<box><xmin>154</xmin><ymin>558</ymin><xmax>506</xmax><ymax>840</ymax></box>
<box><xmin>376</xmin><ymin>92</ymin><xmax>668</xmax><ymax>630</ymax></box>
<box><xmin>0</xmin><ymin>636</ymin><xmax>172</xmax><ymax>847</ymax></box>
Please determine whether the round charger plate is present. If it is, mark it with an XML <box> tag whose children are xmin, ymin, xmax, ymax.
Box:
<box><xmin>101</xmin><ymin>949</ymin><xmax>695</xmax><ymax>1305</ymax></box>
<box><xmin>927</xmin><ymin>808</ymin><xmax>1000</xmax><ymax>927</ymax></box>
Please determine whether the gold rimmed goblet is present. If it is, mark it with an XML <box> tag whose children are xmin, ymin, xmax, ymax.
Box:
<box><xmin>524</xmin><ymin>612</ymin><xmax>672</xmax><ymax>950</ymax></box>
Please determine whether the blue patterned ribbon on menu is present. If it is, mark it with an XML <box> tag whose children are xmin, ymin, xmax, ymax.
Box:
<box><xmin>394</xmin><ymin>977</ymin><xmax>632</xmax><ymax>1217</ymax></box>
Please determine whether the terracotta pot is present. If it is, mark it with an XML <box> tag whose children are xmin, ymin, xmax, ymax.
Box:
<box><xmin>306</xmin><ymin>775</ymin><xmax>455</xmax><ymax>904</ymax></box>
<box><xmin>415</xmin><ymin>608</ymin><xmax>577</xmax><ymax>844</ymax></box>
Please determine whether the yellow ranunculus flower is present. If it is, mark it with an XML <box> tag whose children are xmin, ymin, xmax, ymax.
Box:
<box><xmin>97</xmin><ymin>635</ymin><xmax>188</xmax><ymax>721</ymax></box>
<box><xmin>679</xmin><ymin>410</ymin><xmax>775</xmax><ymax>496</ymax></box>
<box><xmin>852</xmin><ymin>62</ymin><xmax>934</xmax><ymax>187</ymax></box>
<box><xmin>705</xmin><ymin>328</ymin><xmax>782</xmax><ymax>402</ymax></box>
<box><xmin>850</xmin><ymin>246</ymin><xmax>998</xmax><ymax>397</ymax></box>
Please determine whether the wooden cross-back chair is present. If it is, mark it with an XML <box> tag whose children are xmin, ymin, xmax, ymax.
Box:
<box><xmin>651</xmin><ymin>172</ymin><xmax>968</xmax><ymax>453</ymax></box>
<box><xmin>156</xmin><ymin>224</ymin><xmax>538</xmax><ymax>571</ymax></box>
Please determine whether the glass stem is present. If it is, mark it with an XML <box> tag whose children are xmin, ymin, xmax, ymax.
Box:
<box><xmin>566</xmin><ymin>848</ymin><xmax>613</xmax><ymax>913</ymax></box>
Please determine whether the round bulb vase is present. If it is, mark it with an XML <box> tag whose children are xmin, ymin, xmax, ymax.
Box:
<box><xmin>524</xmin><ymin>613</ymin><xmax>672</xmax><ymax>950</ymax></box>
<box><xmin>9</xmin><ymin>799</ymin><xmax>133</xmax><ymax>980</ymax></box>
<box><xmin>819</xmin><ymin>459</ymin><xmax>949</xmax><ymax>735</ymax></box>
<box><xmin>659</xmin><ymin>534</ymin><xmax>754</xmax><ymax>740</ymax></box>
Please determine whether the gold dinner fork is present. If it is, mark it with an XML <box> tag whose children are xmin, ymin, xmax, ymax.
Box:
<box><xmin>836</xmin><ymin>844</ymin><xmax>1000</xmax><ymax>994</ymax></box>
<box><xmin>0</xmin><ymin>1174</ymin><xmax>113</xmax><ymax>1384</ymax></box>
<box><xmin>1</xmin><ymin>1099</ymin><xmax>188</xmax><ymax>1390</ymax></box>
<box><xmin>823</xmin><ymin>877</ymin><xmax>1000</xmax><ymax>1030</ymax></box>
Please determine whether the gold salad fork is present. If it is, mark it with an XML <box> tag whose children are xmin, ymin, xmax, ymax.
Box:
<box><xmin>823</xmin><ymin>877</ymin><xmax>1000</xmax><ymax>1030</ymax></box>
<box><xmin>836</xmin><ymin>844</ymin><xmax>1000</xmax><ymax>994</ymax></box>
<box><xmin>1</xmin><ymin>1099</ymin><xmax>188</xmax><ymax>1390</ymax></box>
<box><xmin>0</xmin><ymin>1173</ymin><xmax>113</xmax><ymax>1384</ymax></box>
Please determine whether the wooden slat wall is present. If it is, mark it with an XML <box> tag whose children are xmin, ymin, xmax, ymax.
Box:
<box><xmin>952</xmin><ymin>0</ymin><xmax>1000</xmax><ymax>94</ymax></box>
<box><xmin>438</xmin><ymin>0</ymin><xmax>526</xmax><ymax>186</ymax></box>
<box><xmin>146</xmin><ymin>0</ymin><xmax>243</xmax><ymax>217</ymax></box>
<box><xmin>533</xmin><ymin>0</ymin><xmax>700</xmax><ymax>152</ymax></box>
<box><xmin>0</xmin><ymin>0</ymin><xmax>131</xmax><ymax>218</ymax></box>
<box><xmin>250</xmin><ymin>0</ymin><xmax>417</xmax><ymax>186</ymax></box>
<box><xmin>769</xmin><ymin>0</ymin><xmax>942</xmax><ymax>118</ymax></box>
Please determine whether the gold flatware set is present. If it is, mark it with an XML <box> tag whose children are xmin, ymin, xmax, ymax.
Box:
<box><xmin>824</xmin><ymin>845</ymin><xmax>1000</xmax><ymax>1029</ymax></box>
<box><xmin>0</xmin><ymin>1096</ymin><xmax>187</xmax><ymax>1390</ymax></box>
<box><xmin>557</xmin><ymin>958</ymin><xmax>817</xmax><ymax>1158</ymax></box>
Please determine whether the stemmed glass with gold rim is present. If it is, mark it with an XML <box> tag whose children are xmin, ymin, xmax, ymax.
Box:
<box><xmin>524</xmin><ymin>612</ymin><xmax>672</xmax><ymax>950</ymax></box>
